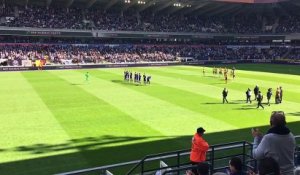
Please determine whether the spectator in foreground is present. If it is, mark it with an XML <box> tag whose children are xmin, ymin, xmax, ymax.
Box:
<box><xmin>186</xmin><ymin>162</ymin><xmax>210</xmax><ymax>175</ymax></box>
<box><xmin>227</xmin><ymin>157</ymin><xmax>243</xmax><ymax>175</ymax></box>
<box><xmin>214</xmin><ymin>173</ymin><xmax>227</xmax><ymax>175</ymax></box>
<box><xmin>258</xmin><ymin>157</ymin><xmax>281</xmax><ymax>175</ymax></box>
<box><xmin>252</xmin><ymin>111</ymin><xmax>296</xmax><ymax>175</ymax></box>
<box><xmin>248</xmin><ymin>157</ymin><xmax>280</xmax><ymax>175</ymax></box>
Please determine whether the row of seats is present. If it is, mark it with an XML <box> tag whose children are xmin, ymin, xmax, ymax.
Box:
<box><xmin>0</xmin><ymin>5</ymin><xmax>300</xmax><ymax>33</ymax></box>
<box><xmin>1</xmin><ymin>44</ymin><xmax>297</xmax><ymax>66</ymax></box>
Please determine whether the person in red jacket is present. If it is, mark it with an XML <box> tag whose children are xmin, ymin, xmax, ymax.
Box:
<box><xmin>190</xmin><ymin>127</ymin><xmax>209</xmax><ymax>164</ymax></box>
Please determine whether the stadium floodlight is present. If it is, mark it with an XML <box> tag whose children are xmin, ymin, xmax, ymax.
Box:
<box><xmin>173</xmin><ymin>3</ymin><xmax>181</xmax><ymax>7</ymax></box>
<box><xmin>125</xmin><ymin>0</ymin><xmax>131</xmax><ymax>3</ymax></box>
<box><xmin>138</xmin><ymin>1</ymin><xmax>146</xmax><ymax>4</ymax></box>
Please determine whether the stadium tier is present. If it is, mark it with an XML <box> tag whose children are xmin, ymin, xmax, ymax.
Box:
<box><xmin>0</xmin><ymin>0</ymin><xmax>300</xmax><ymax>33</ymax></box>
<box><xmin>1</xmin><ymin>44</ymin><xmax>300</xmax><ymax>66</ymax></box>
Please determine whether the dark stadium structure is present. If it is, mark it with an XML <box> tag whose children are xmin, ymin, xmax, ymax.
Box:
<box><xmin>0</xmin><ymin>0</ymin><xmax>300</xmax><ymax>69</ymax></box>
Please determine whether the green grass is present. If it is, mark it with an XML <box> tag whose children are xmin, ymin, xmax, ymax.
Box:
<box><xmin>0</xmin><ymin>64</ymin><xmax>300</xmax><ymax>175</ymax></box>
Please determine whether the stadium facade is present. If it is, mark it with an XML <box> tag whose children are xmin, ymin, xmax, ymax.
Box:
<box><xmin>0</xmin><ymin>0</ymin><xmax>299</xmax><ymax>67</ymax></box>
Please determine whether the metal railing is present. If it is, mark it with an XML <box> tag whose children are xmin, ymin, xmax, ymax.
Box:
<box><xmin>57</xmin><ymin>136</ymin><xmax>300</xmax><ymax>175</ymax></box>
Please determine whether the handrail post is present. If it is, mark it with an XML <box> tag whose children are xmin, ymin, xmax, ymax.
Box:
<box><xmin>141</xmin><ymin>160</ymin><xmax>144</xmax><ymax>175</ymax></box>
<box><xmin>249</xmin><ymin>141</ymin><xmax>257</xmax><ymax>173</ymax></box>
<box><xmin>177</xmin><ymin>152</ymin><xmax>180</xmax><ymax>175</ymax></box>
<box><xmin>211</xmin><ymin>147</ymin><xmax>215</xmax><ymax>174</ymax></box>
<box><xmin>243</xmin><ymin>142</ymin><xmax>246</xmax><ymax>171</ymax></box>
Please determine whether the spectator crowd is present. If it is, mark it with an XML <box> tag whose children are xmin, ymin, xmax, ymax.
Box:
<box><xmin>0</xmin><ymin>5</ymin><xmax>300</xmax><ymax>34</ymax></box>
<box><xmin>0</xmin><ymin>44</ymin><xmax>297</xmax><ymax>66</ymax></box>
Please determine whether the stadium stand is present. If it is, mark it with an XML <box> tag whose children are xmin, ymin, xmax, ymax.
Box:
<box><xmin>0</xmin><ymin>1</ymin><xmax>299</xmax><ymax>68</ymax></box>
<box><xmin>1</xmin><ymin>43</ymin><xmax>299</xmax><ymax>66</ymax></box>
<box><xmin>0</xmin><ymin>1</ymin><xmax>300</xmax><ymax>33</ymax></box>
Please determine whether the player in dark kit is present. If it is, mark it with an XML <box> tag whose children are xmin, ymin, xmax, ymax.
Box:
<box><xmin>254</xmin><ymin>85</ymin><xmax>259</xmax><ymax>100</ymax></box>
<box><xmin>146</xmin><ymin>76</ymin><xmax>151</xmax><ymax>84</ymax></box>
<box><xmin>129</xmin><ymin>71</ymin><xmax>133</xmax><ymax>82</ymax></box>
<box><xmin>124</xmin><ymin>70</ymin><xmax>127</xmax><ymax>81</ymax></box>
<box><xmin>246</xmin><ymin>88</ymin><xmax>252</xmax><ymax>103</ymax></box>
<box><xmin>143</xmin><ymin>74</ymin><xmax>147</xmax><ymax>84</ymax></box>
<box><xmin>138</xmin><ymin>73</ymin><xmax>141</xmax><ymax>84</ymax></box>
<box><xmin>256</xmin><ymin>91</ymin><xmax>264</xmax><ymax>109</ymax></box>
<box><xmin>134</xmin><ymin>72</ymin><xmax>137</xmax><ymax>83</ymax></box>
<box><xmin>222</xmin><ymin>88</ymin><xmax>228</xmax><ymax>104</ymax></box>
<box><xmin>267</xmin><ymin>88</ymin><xmax>272</xmax><ymax>106</ymax></box>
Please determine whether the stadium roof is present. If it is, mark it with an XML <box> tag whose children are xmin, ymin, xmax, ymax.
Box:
<box><xmin>214</xmin><ymin>0</ymin><xmax>289</xmax><ymax>3</ymax></box>
<box><xmin>3</xmin><ymin>0</ymin><xmax>300</xmax><ymax>15</ymax></box>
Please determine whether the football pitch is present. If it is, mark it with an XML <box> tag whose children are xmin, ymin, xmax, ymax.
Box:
<box><xmin>0</xmin><ymin>64</ymin><xmax>300</xmax><ymax>175</ymax></box>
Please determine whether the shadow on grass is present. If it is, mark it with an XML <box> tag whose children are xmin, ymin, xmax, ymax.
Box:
<box><xmin>1</xmin><ymin>122</ymin><xmax>300</xmax><ymax>175</ymax></box>
<box><xmin>202</xmin><ymin>102</ymin><xmax>222</xmax><ymax>105</ymax></box>
<box><xmin>111</xmin><ymin>80</ymin><xmax>146</xmax><ymax>86</ymax></box>
<box><xmin>234</xmin><ymin>107</ymin><xmax>256</xmax><ymax>110</ymax></box>
<box><xmin>70</xmin><ymin>83</ymin><xmax>85</xmax><ymax>86</ymax></box>
<box><xmin>233</xmin><ymin>100</ymin><xmax>247</xmax><ymax>102</ymax></box>
<box><xmin>12</xmin><ymin>135</ymin><xmax>177</xmax><ymax>155</ymax></box>
<box><xmin>288</xmin><ymin>112</ymin><xmax>300</xmax><ymax>116</ymax></box>
<box><xmin>202</xmin><ymin>102</ymin><xmax>241</xmax><ymax>105</ymax></box>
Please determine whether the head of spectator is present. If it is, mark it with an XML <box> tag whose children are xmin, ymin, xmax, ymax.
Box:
<box><xmin>229</xmin><ymin>157</ymin><xmax>243</xmax><ymax>175</ymax></box>
<box><xmin>258</xmin><ymin>157</ymin><xmax>281</xmax><ymax>175</ymax></box>
<box><xmin>187</xmin><ymin>162</ymin><xmax>210</xmax><ymax>175</ymax></box>
<box><xmin>270</xmin><ymin>111</ymin><xmax>286</xmax><ymax>128</ymax></box>
<box><xmin>213</xmin><ymin>173</ymin><xmax>227</xmax><ymax>175</ymax></box>
<box><xmin>197</xmin><ymin>127</ymin><xmax>206</xmax><ymax>136</ymax></box>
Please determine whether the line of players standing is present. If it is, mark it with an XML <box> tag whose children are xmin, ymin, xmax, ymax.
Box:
<box><xmin>211</xmin><ymin>67</ymin><xmax>236</xmax><ymax>84</ymax></box>
<box><xmin>124</xmin><ymin>70</ymin><xmax>151</xmax><ymax>85</ymax></box>
<box><xmin>222</xmin><ymin>85</ymin><xmax>283</xmax><ymax>109</ymax></box>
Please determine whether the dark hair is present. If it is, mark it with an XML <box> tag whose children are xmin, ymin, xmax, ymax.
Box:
<box><xmin>195</xmin><ymin>162</ymin><xmax>209</xmax><ymax>175</ymax></box>
<box><xmin>229</xmin><ymin>157</ymin><xmax>243</xmax><ymax>172</ymax></box>
<box><xmin>258</xmin><ymin>157</ymin><xmax>280</xmax><ymax>175</ymax></box>
<box><xmin>197</xmin><ymin>127</ymin><xmax>206</xmax><ymax>134</ymax></box>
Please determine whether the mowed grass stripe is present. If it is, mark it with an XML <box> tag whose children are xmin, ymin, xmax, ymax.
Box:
<box><xmin>145</xmin><ymin>66</ymin><xmax>300</xmax><ymax>104</ymax></box>
<box><xmin>117</xmin><ymin>67</ymin><xmax>300</xmax><ymax>122</ymax></box>
<box><xmin>170</xmin><ymin>65</ymin><xmax>300</xmax><ymax>85</ymax></box>
<box><xmin>233</xmin><ymin>64</ymin><xmax>300</xmax><ymax>76</ymax></box>
<box><xmin>50</xmin><ymin>70</ymin><xmax>237</xmax><ymax>136</ymax></box>
<box><xmin>155</xmin><ymin>66</ymin><xmax>300</xmax><ymax>109</ymax></box>
<box><xmin>93</xmin><ymin>70</ymin><xmax>276</xmax><ymax>132</ymax></box>
<box><xmin>24</xmin><ymin>71</ymin><xmax>176</xmax><ymax>174</ymax></box>
<box><xmin>172</xmin><ymin>65</ymin><xmax>300</xmax><ymax>82</ymax></box>
<box><xmin>151</xmin><ymin>66</ymin><xmax>300</xmax><ymax>103</ymax></box>
<box><xmin>0</xmin><ymin>72</ymin><xmax>87</xmax><ymax>175</ymax></box>
<box><xmin>22</xmin><ymin>71</ymin><xmax>167</xmax><ymax>156</ymax></box>
<box><xmin>160</xmin><ymin>66</ymin><xmax>300</xmax><ymax>93</ymax></box>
